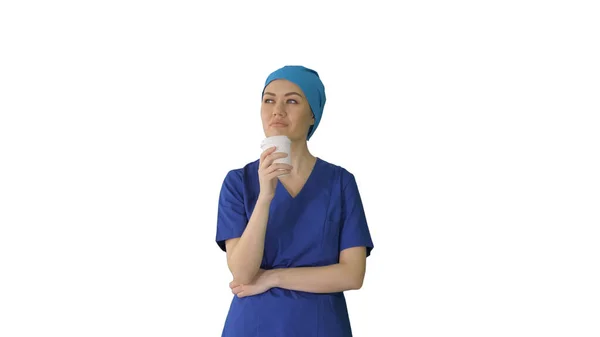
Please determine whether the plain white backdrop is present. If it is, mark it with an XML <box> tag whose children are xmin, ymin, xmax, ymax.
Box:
<box><xmin>1</xmin><ymin>1</ymin><xmax>599</xmax><ymax>336</ymax></box>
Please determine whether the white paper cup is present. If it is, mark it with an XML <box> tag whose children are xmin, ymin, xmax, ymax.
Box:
<box><xmin>260</xmin><ymin>135</ymin><xmax>291</xmax><ymax>165</ymax></box>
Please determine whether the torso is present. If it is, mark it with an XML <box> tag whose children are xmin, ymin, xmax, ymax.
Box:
<box><xmin>220</xmin><ymin>157</ymin><xmax>354</xmax><ymax>337</ymax></box>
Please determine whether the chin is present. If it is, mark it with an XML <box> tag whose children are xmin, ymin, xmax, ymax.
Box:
<box><xmin>267</xmin><ymin>130</ymin><xmax>287</xmax><ymax>137</ymax></box>
<box><xmin>264</xmin><ymin>130</ymin><xmax>303</xmax><ymax>141</ymax></box>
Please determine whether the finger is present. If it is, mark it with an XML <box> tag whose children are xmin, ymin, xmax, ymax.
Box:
<box><xmin>266</xmin><ymin>163</ymin><xmax>293</xmax><ymax>174</ymax></box>
<box><xmin>260</xmin><ymin>152</ymin><xmax>288</xmax><ymax>169</ymax></box>
<box><xmin>229</xmin><ymin>281</ymin><xmax>238</xmax><ymax>289</ymax></box>
<box><xmin>232</xmin><ymin>286</ymin><xmax>243</xmax><ymax>295</ymax></box>
<box><xmin>236</xmin><ymin>291</ymin><xmax>246</xmax><ymax>298</ymax></box>
<box><xmin>259</xmin><ymin>147</ymin><xmax>277</xmax><ymax>163</ymax></box>
<box><xmin>266</xmin><ymin>168</ymin><xmax>292</xmax><ymax>180</ymax></box>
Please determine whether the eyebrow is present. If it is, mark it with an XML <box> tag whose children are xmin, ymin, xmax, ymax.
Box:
<box><xmin>263</xmin><ymin>91</ymin><xmax>304</xmax><ymax>98</ymax></box>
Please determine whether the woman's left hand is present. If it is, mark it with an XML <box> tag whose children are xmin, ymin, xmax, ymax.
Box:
<box><xmin>230</xmin><ymin>269</ymin><xmax>277</xmax><ymax>298</ymax></box>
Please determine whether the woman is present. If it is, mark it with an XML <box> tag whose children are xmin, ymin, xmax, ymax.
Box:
<box><xmin>215</xmin><ymin>65</ymin><xmax>374</xmax><ymax>336</ymax></box>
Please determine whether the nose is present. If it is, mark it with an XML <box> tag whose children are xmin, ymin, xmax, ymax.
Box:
<box><xmin>273</xmin><ymin>101</ymin><xmax>286</xmax><ymax>116</ymax></box>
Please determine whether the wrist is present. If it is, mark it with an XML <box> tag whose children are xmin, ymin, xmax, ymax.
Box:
<box><xmin>257</xmin><ymin>194</ymin><xmax>273</xmax><ymax>204</ymax></box>
<box><xmin>266</xmin><ymin>269</ymin><xmax>281</xmax><ymax>288</ymax></box>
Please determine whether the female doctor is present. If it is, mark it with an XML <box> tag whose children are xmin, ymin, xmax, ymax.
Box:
<box><xmin>215</xmin><ymin>65</ymin><xmax>374</xmax><ymax>337</ymax></box>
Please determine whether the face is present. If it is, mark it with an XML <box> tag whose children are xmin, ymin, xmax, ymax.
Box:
<box><xmin>261</xmin><ymin>79</ymin><xmax>314</xmax><ymax>141</ymax></box>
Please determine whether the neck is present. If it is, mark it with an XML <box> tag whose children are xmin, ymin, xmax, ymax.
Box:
<box><xmin>287</xmin><ymin>139</ymin><xmax>316</xmax><ymax>176</ymax></box>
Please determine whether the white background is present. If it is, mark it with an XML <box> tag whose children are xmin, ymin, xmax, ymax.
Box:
<box><xmin>1</xmin><ymin>1</ymin><xmax>599</xmax><ymax>336</ymax></box>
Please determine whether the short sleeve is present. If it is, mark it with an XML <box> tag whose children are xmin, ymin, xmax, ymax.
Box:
<box><xmin>215</xmin><ymin>170</ymin><xmax>247</xmax><ymax>252</ymax></box>
<box><xmin>340</xmin><ymin>172</ymin><xmax>374</xmax><ymax>257</ymax></box>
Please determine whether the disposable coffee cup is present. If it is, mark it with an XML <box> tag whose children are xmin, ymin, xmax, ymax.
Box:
<box><xmin>260</xmin><ymin>135</ymin><xmax>292</xmax><ymax>166</ymax></box>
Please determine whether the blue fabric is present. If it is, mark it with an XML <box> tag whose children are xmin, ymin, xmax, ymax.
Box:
<box><xmin>262</xmin><ymin>65</ymin><xmax>326</xmax><ymax>140</ymax></box>
<box><xmin>215</xmin><ymin>158</ymin><xmax>374</xmax><ymax>337</ymax></box>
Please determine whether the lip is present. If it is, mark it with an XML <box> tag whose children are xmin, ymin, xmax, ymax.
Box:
<box><xmin>270</xmin><ymin>122</ymin><xmax>288</xmax><ymax>127</ymax></box>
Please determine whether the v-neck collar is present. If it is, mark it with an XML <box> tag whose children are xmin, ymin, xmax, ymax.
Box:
<box><xmin>276</xmin><ymin>157</ymin><xmax>321</xmax><ymax>200</ymax></box>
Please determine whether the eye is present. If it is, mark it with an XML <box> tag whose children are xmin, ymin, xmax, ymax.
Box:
<box><xmin>263</xmin><ymin>98</ymin><xmax>274</xmax><ymax>103</ymax></box>
<box><xmin>287</xmin><ymin>99</ymin><xmax>298</xmax><ymax>104</ymax></box>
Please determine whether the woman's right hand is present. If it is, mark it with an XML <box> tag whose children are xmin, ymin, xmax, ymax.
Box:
<box><xmin>258</xmin><ymin>146</ymin><xmax>293</xmax><ymax>200</ymax></box>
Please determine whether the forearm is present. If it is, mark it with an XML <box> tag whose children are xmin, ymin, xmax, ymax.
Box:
<box><xmin>228</xmin><ymin>196</ymin><xmax>271</xmax><ymax>283</ymax></box>
<box><xmin>270</xmin><ymin>263</ymin><xmax>363</xmax><ymax>293</ymax></box>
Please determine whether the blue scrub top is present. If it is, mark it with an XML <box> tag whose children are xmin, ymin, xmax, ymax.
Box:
<box><xmin>216</xmin><ymin>157</ymin><xmax>374</xmax><ymax>337</ymax></box>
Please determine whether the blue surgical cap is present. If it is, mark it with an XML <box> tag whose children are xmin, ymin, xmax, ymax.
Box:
<box><xmin>262</xmin><ymin>65</ymin><xmax>326</xmax><ymax>140</ymax></box>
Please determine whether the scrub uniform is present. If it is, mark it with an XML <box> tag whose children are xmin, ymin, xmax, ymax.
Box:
<box><xmin>216</xmin><ymin>157</ymin><xmax>374</xmax><ymax>337</ymax></box>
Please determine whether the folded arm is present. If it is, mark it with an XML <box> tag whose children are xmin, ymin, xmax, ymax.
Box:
<box><xmin>268</xmin><ymin>246</ymin><xmax>367</xmax><ymax>293</ymax></box>
<box><xmin>225</xmin><ymin>196</ymin><xmax>272</xmax><ymax>284</ymax></box>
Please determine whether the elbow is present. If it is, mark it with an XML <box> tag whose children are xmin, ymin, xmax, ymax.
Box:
<box><xmin>235</xmin><ymin>275</ymin><xmax>255</xmax><ymax>285</ymax></box>
<box><xmin>227</xmin><ymin>259</ymin><xmax>259</xmax><ymax>285</ymax></box>
<box><xmin>347</xmin><ymin>275</ymin><xmax>364</xmax><ymax>290</ymax></box>
<box><xmin>231</xmin><ymin>268</ymin><xmax>258</xmax><ymax>285</ymax></box>
<box><xmin>351</xmin><ymin>268</ymin><xmax>367</xmax><ymax>290</ymax></box>
<box><xmin>340</xmin><ymin>262</ymin><xmax>366</xmax><ymax>290</ymax></box>
<box><xmin>350</xmin><ymin>278</ymin><xmax>364</xmax><ymax>290</ymax></box>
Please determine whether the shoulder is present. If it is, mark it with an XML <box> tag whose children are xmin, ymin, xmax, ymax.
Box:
<box><xmin>221</xmin><ymin>159</ymin><xmax>260</xmax><ymax>186</ymax></box>
<box><xmin>316</xmin><ymin>157</ymin><xmax>358</xmax><ymax>188</ymax></box>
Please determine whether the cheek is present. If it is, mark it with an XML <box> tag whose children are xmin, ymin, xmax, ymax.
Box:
<box><xmin>260</xmin><ymin>107</ymin><xmax>271</xmax><ymax>119</ymax></box>
<box><xmin>290</xmin><ymin>105</ymin><xmax>312</xmax><ymax>121</ymax></box>
<box><xmin>299</xmin><ymin>110</ymin><xmax>314</xmax><ymax>125</ymax></box>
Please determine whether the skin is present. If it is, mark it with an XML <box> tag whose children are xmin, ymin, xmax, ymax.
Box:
<box><xmin>225</xmin><ymin>79</ymin><xmax>368</xmax><ymax>297</ymax></box>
